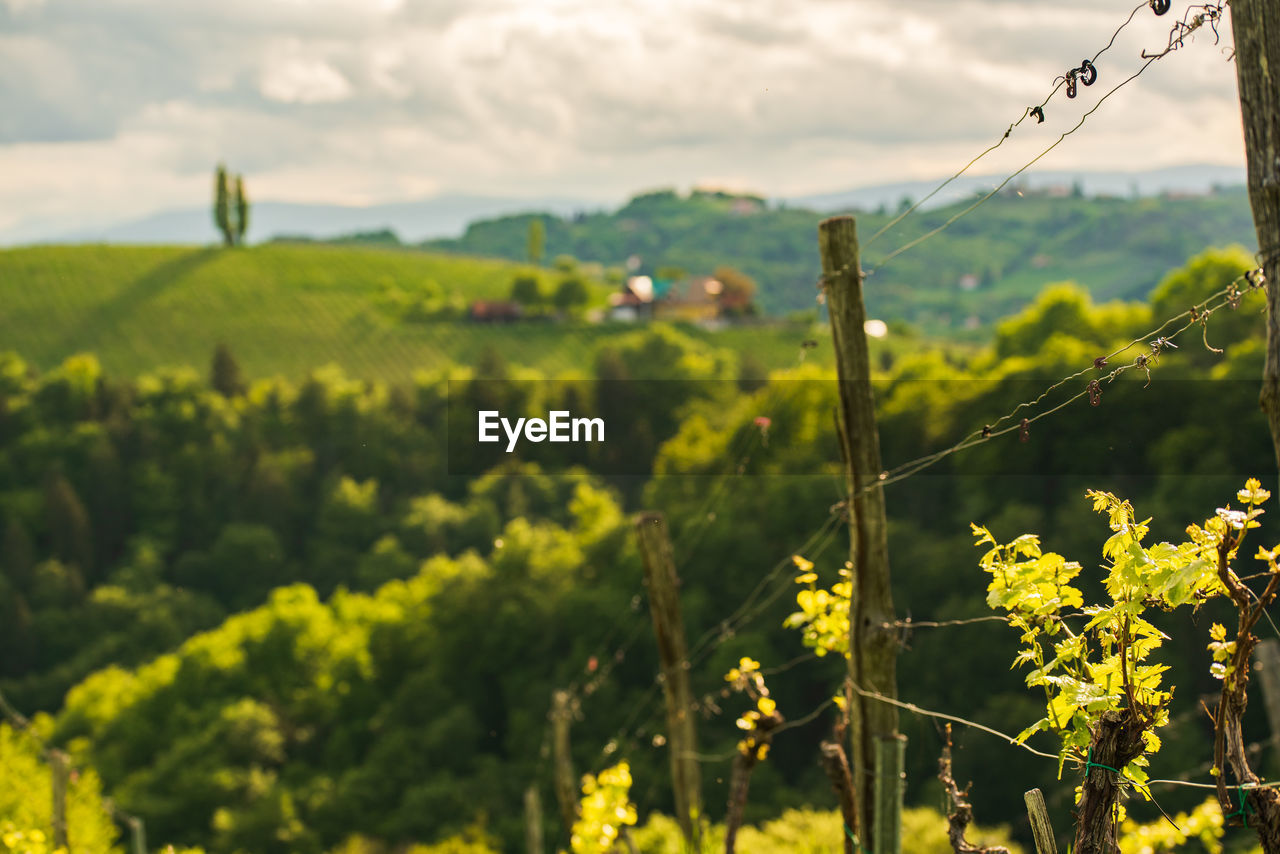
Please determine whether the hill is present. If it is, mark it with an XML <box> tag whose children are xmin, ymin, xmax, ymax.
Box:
<box><xmin>0</xmin><ymin>243</ymin><xmax>838</xmax><ymax>381</ymax></box>
<box><xmin>423</xmin><ymin>185</ymin><xmax>1259</xmax><ymax>333</ymax></box>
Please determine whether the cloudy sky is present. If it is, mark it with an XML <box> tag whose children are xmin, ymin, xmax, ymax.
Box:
<box><xmin>0</xmin><ymin>0</ymin><xmax>1248</xmax><ymax>236</ymax></box>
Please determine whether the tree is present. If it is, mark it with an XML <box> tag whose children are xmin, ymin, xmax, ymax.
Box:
<box><xmin>553</xmin><ymin>276</ymin><xmax>590</xmax><ymax>314</ymax></box>
<box><xmin>234</xmin><ymin>174</ymin><xmax>249</xmax><ymax>245</ymax></box>
<box><xmin>509</xmin><ymin>274</ymin><xmax>544</xmax><ymax>309</ymax></box>
<box><xmin>44</xmin><ymin>470</ymin><xmax>93</xmax><ymax>577</ymax></box>
<box><xmin>527</xmin><ymin>218</ymin><xmax>545</xmax><ymax>266</ymax></box>
<box><xmin>214</xmin><ymin>164</ymin><xmax>233</xmax><ymax>247</ymax></box>
<box><xmin>713</xmin><ymin>265</ymin><xmax>757</xmax><ymax>316</ymax></box>
<box><xmin>211</xmin><ymin>343</ymin><xmax>246</xmax><ymax>398</ymax></box>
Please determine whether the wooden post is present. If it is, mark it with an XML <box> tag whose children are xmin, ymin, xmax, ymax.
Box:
<box><xmin>1256</xmin><ymin>640</ymin><xmax>1280</xmax><ymax>771</ymax></box>
<box><xmin>50</xmin><ymin>749</ymin><xmax>69</xmax><ymax>850</ymax></box>
<box><xmin>1231</xmin><ymin>1</ymin><xmax>1280</xmax><ymax>474</ymax></box>
<box><xmin>551</xmin><ymin>690</ymin><xmax>580</xmax><ymax>836</ymax></box>
<box><xmin>634</xmin><ymin>511</ymin><xmax>702</xmax><ymax>846</ymax></box>
<box><xmin>129</xmin><ymin>816</ymin><xmax>147</xmax><ymax>854</ymax></box>
<box><xmin>524</xmin><ymin>785</ymin><xmax>545</xmax><ymax>854</ymax></box>
<box><xmin>872</xmin><ymin>735</ymin><xmax>905</xmax><ymax>854</ymax></box>
<box><xmin>819</xmin><ymin>214</ymin><xmax>899</xmax><ymax>842</ymax></box>
<box><xmin>1023</xmin><ymin>789</ymin><xmax>1058</xmax><ymax>854</ymax></box>
<box><xmin>820</xmin><ymin>741</ymin><xmax>858</xmax><ymax>854</ymax></box>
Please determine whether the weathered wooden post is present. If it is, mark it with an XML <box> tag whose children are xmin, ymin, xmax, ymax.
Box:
<box><xmin>129</xmin><ymin>816</ymin><xmax>147</xmax><ymax>854</ymax></box>
<box><xmin>1232</xmin><ymin>1</ymin><xmax>1280</xmax><ymax>475</ymax></box>
<box><xmin>873</xmin><ymin>735</ymin><xmax>905</xmax><ymax>854</ymax></box>
<box><xmin>820</xmin><ymin>740</ymin><xmax>858</xmax><ymax>854</ymax></box>
<box><xmin>551</xmin><ymin>690</ymin><xmax>580</xmax><ymax>835</ymax></box>
<box><xmin>819</xmin><ymin>215</ymin><xmax>900</xmax><ymax>849</ymax></box>
<box><xmin>524</xmin><ymin>784</ymin><xmax>545</xmax><ymax>854</ymax></box>
<box><xmin>635</xmin><ymin>511</ymin><xmax>702</xmax><ymax>846</ymax></box>
<box><xmin>1256</xmin><ymin>640</ymin><xmax>1280</xmax><ymax>772</ymax></box>
<box><xmin>1023</xmin><ymin>789</ymin><xmax>1058</xmax><ymax>854</ymax></box>
<box><xmin>50</xmin><ymin>749</ymin><xmax>69</xmax><ymax>850</ymax></box>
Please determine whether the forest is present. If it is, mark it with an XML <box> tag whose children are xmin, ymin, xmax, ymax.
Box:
<box><xmin>2</xmin><ymin>242</ymin><xmax>1274</xmax><ymax>853</ymax></box>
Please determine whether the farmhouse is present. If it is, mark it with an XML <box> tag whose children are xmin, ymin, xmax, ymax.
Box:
<box><xmin>607</xmin><ymin>273</ymin><xmax>746</xmax><ymax>325</ymax></box>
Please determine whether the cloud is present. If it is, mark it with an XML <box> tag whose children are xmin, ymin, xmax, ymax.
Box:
<box><xmin>0</xmin><ymin>0</ymin><xmax>1248</xmax><ymax>234</ymax></box>
<box><xmin>260</xmin><ymin>43</ymin><xmax>353</xmax><ymax>104</ymax></box>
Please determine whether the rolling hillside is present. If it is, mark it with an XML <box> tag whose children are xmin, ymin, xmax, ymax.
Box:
<box><xmin>0</xmin><ymin>243</ymin><xmax>837</xmax><ymax>381</ymax></box>
<box><xmin>424</xmin><ymin>185</ymin><xmax>1259</xmax><ymax>333</ymax></box>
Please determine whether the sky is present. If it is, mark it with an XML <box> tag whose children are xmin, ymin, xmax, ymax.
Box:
<box><xmin>0</xmin><ymin>0</ymin><xmax>1248</xmax><ymax>236</ymax></box>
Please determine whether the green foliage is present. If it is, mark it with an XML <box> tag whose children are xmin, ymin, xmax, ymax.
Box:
<box><xmin>631</xmin><ymin>807</ymin><xmax>1021</xmax><ymax>854</ymax></box>
<box><xmin>213</xmin><ymin>165</ymin><xmax>231</xmax><ymax>248</ymax></box>
<box><xmin>993</xmin><ymin>283</ymin><xmax>1148</xmax><ymax>360</ymax></box>
<box><xmin>554</xmin><ymin>275</ymin><xmax>590</xmax><ymax>313</ymax></box>
<box><xmin>0</xmin><ymin>824</ymin><xmax>58</xmax><ymax>854</ymax></box>
<box><xmin>0</xmin><ymin>246</ymin><xmax>1272</xmax><ymax>854</ymax></box>
<box><xmin>973</xmin><ymin>480</ymin><xmax>1274</xmax><ymax>786</ymax></box>
<box><xmin>509</xmin><ymin>274</ymin><xmax>544</xmax><ymax>307</ymax></box>
<box><xmin>0</xmin><ymin>724</ymin><xmax>119</xmax><ymax>854</ymax></box>
<box><xmin>209</xmin><ymin>343</ymin><xmax>244</xmax><ymax>398</ymax></box>
<box><xmin>1148</xmin><ymin>246</ymin><xmax>1257</xmax><ymax>366</ymax></box>
<box><xmin>426</xmin><ymin>186</ymin><xmax>1256</xmax><ymax>324</ymax></box>
<box><xmin>783</xmin><ymin>555</ymin><xmax>850</xmax><ymax>658</ymax></box>
<box><xmin>724</xmin><ymin>657</ymin><xmax>779</xmax><ymax>761</ymax></box>
<box><xmin>44</xmin><ymin>472</ymin><xmax>639</xmax><ymax>852</ymax></box>
<box><xmin>711</xmin><ymin>266</ymin><xmax>756</xmax><ymax>316</ymax></box>
<box><xmin>0</xmin><ymin>245</ymin><xmax>623</xmax><ymax>381</ymax></box>
<box><xmin>234</xmin><ymin>175</ymin><xmax>249</xmax><ymax>245</ymax></box>
<box><xmin>527</xmin><ymin>219</ymin><xmax>545</xmax><ymax>266</ymax></box>
<box><xmin>1117</xmin><ymin>796</ymin><xmax>1224</xmax><ymax>853</ymax></box>
<box><xmin>570</xmin><ymin>762</ymin><xmax>637</xmax><ymax>854</ymax></box>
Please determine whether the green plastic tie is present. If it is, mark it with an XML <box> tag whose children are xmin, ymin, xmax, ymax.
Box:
<box><xmin>843</xmin><ymin>824</ymin><xmax>873</xmax><ymax>854</ymax></box>
<box><xmin>1226</xmin><ymin>785</ymin><xmax>1255</xmax><ymax>829</ymax></box>
<box><xmin>1084</xmin><ymin>747</ymin><xmax>1122</xmax><ymax>778</ymax></box>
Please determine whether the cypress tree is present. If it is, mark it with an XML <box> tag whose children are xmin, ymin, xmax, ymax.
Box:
<box><xmin>234</xmin><ymin>174</ymin><xmax>249</xmax><ymax>246</ymax></box>
<box><xmin>214</xmin><ymin>163</ymin><xmax>232</xmax><ymax>246</ymax></box>
<box><xmin>527</xmin><ymin>217</ymin><xmax>545</xmax><ymax>265</ymax></box>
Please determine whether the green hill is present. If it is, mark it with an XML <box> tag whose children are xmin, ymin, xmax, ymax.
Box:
<box><xmin>0</xmin><ymin>243</ymin><xmax>844</xmax><ymax>381</ymax></box>
<box><xmin>423</xmin><ymin>186</ymin><xmax>1259</xmax><ymax>333</ymax></box>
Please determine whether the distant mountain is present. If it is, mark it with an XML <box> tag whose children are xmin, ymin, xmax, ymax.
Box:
<box><xmin>0</xmin><ymin>194</ymin><xmax>605</xmax><ymax>247</ymax></box>
<box><xmin>785</xmin><ymin>163</ymin><xmax>1247</xmax><ymax>212</ymax></box>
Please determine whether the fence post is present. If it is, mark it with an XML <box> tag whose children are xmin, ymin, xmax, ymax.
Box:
<box><xmin>873</xmin><ymin>735</ymin><xmax>905</xmax><ymax>854</ymax></box>
<box><xmin>129</xmin><ymin>816</ymin><xmax>147</xmax><ymax>854</ymax></box>
<box><xmin>552</xmin><ymin>690</ymin><xmax>580</xmax><ymax>835</ymax></box>
<box><xmin>820</xmin><ymin>740</ymin><xmax>858</xmax><ymax>854</ymax></box>
<box><xmin>1230</xmin><ymin>0</ymin><xmax>1280</xmax><ymax>479</ymax></box>
<box><xmin>819</xmin><ymin>214</ymin><xmax>899</xmax><ymax>842</ymax></box>
<box><xmin>50</xmin><ymin>749</ymin><xmax>69</xmax><ymax>850</ymax></box>
<box><xmin>524</xmin><ymin>784</ymin><xmax>544</xmax><ymax>854</ymax></box>
<box><xmin>634</xmin><ymin>511</ymin><xmax>702</xmax><ymax>846</ymax></box>
<box><xmin>1024</xmin><ymin>788</ymin><xmax>1058</xmax><ymax>854</ymax></box>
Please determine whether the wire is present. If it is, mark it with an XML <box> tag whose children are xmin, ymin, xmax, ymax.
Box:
<box><xmin>850</xmin><ymin>264</ymin><xmax>1266</xmax><ymax>498</ymax></box>
<box><xmin>849</xmin><ymin>679</ymin><xmax>1061</xmax><ymax>760</ymax></box>
<box><xmin>866</xmin><ymin>56</ymin><xmax>1158</xmax><ymax>275</ymax></box>
<box><xmin>582</xmin><ymin>260</ymin><xmax>1269</xmax><ymax>778</ymax></box>
<box><xmin>591</xmin><ymin>516</ymin><xmax>844</xmax><ymax>766</ymax></box>
<box><xmin>863</xmin><ymin>0</ymin><xmax>1149</xmax><ymax>249</ymax></box>
<box><xmin>864</xmin><ymin>2</ymin><xmax>1224</xmax><ymax>274</ymax></box>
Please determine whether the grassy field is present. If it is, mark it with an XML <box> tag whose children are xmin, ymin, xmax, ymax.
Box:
<box><xmin>0</xmin><ymin>244</ymin><xmax>847</xmax><ymax>382</ymax></box>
